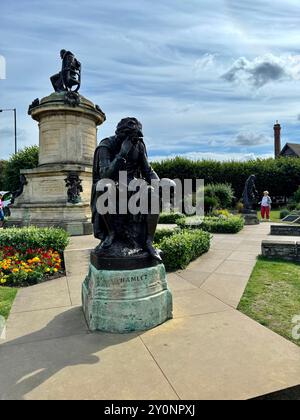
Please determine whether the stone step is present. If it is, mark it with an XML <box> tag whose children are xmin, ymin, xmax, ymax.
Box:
<box><xmin>262</xmin><ymin>239</ymin><xmax>300</xmax><ymax>262</ymax></box>
<box><xmin>271</xmin><ymin>224</ymin><xmax>300</xmax><ymax>236</ymax></box>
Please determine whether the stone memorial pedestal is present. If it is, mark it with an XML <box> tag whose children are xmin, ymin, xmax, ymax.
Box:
<box><xmin>8</xmin><ymin>92</ymin><xmax>105</xmax><ymax>235</ymax></box>
<box><xmin>243</xmin><ymin>210</ymin><xmax>259</xmax><ymax>225</ymax></box>
<box><xmin>82</xmin><ymin>257</ymin><xmax>173</xmax><ymax>333</ymax></box>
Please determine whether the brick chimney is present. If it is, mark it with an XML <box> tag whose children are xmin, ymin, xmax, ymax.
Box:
<box><xmin>274</xmin><ymin>121</ymin><xmax>281</xmax><ymax>158</ymax></box>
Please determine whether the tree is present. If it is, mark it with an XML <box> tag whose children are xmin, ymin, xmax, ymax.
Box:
<box><xmin>3</xmin><ymin>146</ymin><xmax>39</xmax><ymax>192</ymax></box>
<box><xmin>0</xmin><ymin>160</ymin><xmax>8</xmax><ymax>190</ymax></box>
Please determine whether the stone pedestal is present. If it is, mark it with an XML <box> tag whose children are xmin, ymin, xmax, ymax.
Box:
<box><xmin>8</xmin><ymin>92</ymin><xmax>106</xmax><ymax>235</ymax></box>
<box><xmin>82</xmin><ymin>263</ymin><xmax>173</xmax><ymax>333</ymax></box>
<box><xmin>243</xmin><ymin>211</ymin><xmax>259</xmax><ymax>225</ymax></box>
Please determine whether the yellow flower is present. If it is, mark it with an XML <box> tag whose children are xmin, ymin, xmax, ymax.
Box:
<box><xmin>12</xmin><ymin>268</ymin><xmax>19</xmax><ymax>273</ymax></box>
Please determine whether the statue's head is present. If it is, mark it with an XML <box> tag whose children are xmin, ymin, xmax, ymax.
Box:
<box><xmin>60</xmin><ymin>49</ymin><xmax>67</xmax><ymax>59</ymax></box>
<box><xmin>115</xmin><ymin>117</ymin><xmax>143</xmax><ymax>143</ymax></box>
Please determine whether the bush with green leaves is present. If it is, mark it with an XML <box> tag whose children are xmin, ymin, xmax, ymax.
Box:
<box><xmin>204</xmin><ymin>196</ymin><xmax>220</xmax><ymax>214</ymax></box>
<box><xmin>280</xmin><ymin>209</ymin><xmax>290</xmax><ymax>219</ymax></box>
<box><xmin>156</xmin><ymin>230</ymin><xmax>211</xmax><ymax>272</ymax></box>
<box><xmin>3</xmin><ymin>146</ymin><xmax>39</xmax><ymax>192</ymax></box>
<box><xmin>0</xmin><ymin>227</ymin><xmax>69</xmax><ymax>254</ymax></box>
<box><xmin>159</xmin><ymin>212</ymin><xmax>186</xmax><ymax>224</ymax></box>
<box><xmin>201</xmin><ymin>216</ymin><xmax>244</xmax><ymax>233</ymax></box>
<box><xmin>177</xmin><ymin>214</ymin><xmax>244</xmax><ymax>234</ymax></box>
<box><xmin>176</xmin><ymin>216</ymin><xmax>203</xmax><ymax>229</ymax></box>
<box><xmin>293</xmin><ymin>186</ymin><xmax>300</xmax><ymax>203</ymax></box>
<box><xmin>154</xmin><ymin>227</ymin><xmax>178</xmax><ymax>243</ymax></box>
<box><xmin>204</xmin><ymin>183</ymin><xmax>234</xmax><ymax>209</ymax></box>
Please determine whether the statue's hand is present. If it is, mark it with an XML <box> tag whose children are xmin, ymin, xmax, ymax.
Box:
<box><xmin>119</xmin><ymin>138</ymin><xmax>134</xmax><ymax>158</ymax></box>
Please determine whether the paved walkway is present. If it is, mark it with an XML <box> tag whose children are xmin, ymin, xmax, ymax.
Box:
<box><xmin>1</xmin><ymin>223</ymin><xmax>300</xmax><ymax>400</ymax></box>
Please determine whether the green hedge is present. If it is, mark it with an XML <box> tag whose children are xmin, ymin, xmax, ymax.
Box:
<box><xmin>159</xmin><ymin>212</ymin><xmax>186</xmax><ymax>224</ymax></box>
<box><xmin>156</xmin><ymin>230</ymin><xmax>211</xmax><ymax>271</ymax></box>
<box><xmin>177</xmin><ymin>215</ymin><xmax>244</xmax><ymax>233</ymax></box>
<box><xmin>0</xmin><ymin>227</ymin><xmax>69</xmax><ymax>253</ymax></box>
<box><xmin>201</xmin><ymin>216</ymin><xmax>244</xmax><ymax>233</ymax></box>
<box><xmin>154</xmin><ymin>227</ymin><xmax>178</xmax><ymax>243</ymax></box>
<box><xmin>152</xmin><ymin>156</ymin><xmax>300</xmax><ymax>199</ymax></box>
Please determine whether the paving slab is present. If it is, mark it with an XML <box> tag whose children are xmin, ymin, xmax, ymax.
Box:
<box><xmin>140</xmin><ymin>310</ymin><xmax>300</xmax><ymax>400</ymax></box>
<box><xmin>166</xmin><ymin>273</ymin><xmax>197</xmax><ymax>294</ymax></box>
<box><xmin>67</xmin><ymin>275</ymin><xmax>85</xmax><ymax>306</ymax></box>
<box><xmin>11</xmin><ymin>278</ymin><xmax>71</xmax><ymax>314</ymax></box>
<box><xmin>176</xmin><ymin>269</ymin><xmax>211</xmax><ymax>288</ymax></box>
<box><xmin>188</xmin><ymin>258</ymin><xmax>224</xmax><ymax>273</ymax></box>
<box><xmin>214</xmin><ymin>260</ymin><xmax>255</xmax><ymax>277</ymax></box>
<box><xmin>201</xmin><ymin>273</ymin><xmax>250</xmax><ymax>308</ymax></box>
<box><xmin>4</xmin><ymin>306</ymin><xmax>88</xmax><ymax>345</ymax></box>
<box><xmin>173</xmin><ymin>289</ymin><xmax>229</xmax><ymax>319</ymax></box>
<box><xmin>0</xmin><ymin>333</ymin><xmax>178</xmax><ymax>400</ymax></box>
<box><xmin>64</xmin><ymin>249</ymin><xmax>91</xmax><ymax>277</ymax></box>
<box><xmin>227</xmin><ymin>251</ymin><xmax>258</xmax><ymax>262</ymax></box>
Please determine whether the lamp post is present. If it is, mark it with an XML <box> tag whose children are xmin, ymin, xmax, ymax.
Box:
<box><xmin>0</xmin><ymin>108</ymin><xmax>17</xmax><ymax>154</ymax></box>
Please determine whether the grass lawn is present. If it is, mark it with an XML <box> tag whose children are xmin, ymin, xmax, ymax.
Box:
<box><xmin>0</xmin><ymin>287</ymin><xmax>18</xmax><ymax>319</ymax></box>
<box><xmin>238</xmin><ymin>257</ymin><xmax>300</xmax><ymax>346</ymax></box>
<box><xmin>256</xmin><ymin>209</ymin><xmax>282</xmax><ymax>222</ymax></box>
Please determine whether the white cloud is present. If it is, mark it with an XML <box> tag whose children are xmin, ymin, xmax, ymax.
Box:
<box><xmin>235</xmin><ymin>131</ymin><xmax>272</xmax><ymax>146</ymax></box>
<box><xmin>150</xmin><ymin>151</ymin><xmax>273</xmax><ymax>162</ymax></box>
<box><xmin>222</xmin><ymin>54</ymin><xmax>300</xmax><ymax>88</ymax></box>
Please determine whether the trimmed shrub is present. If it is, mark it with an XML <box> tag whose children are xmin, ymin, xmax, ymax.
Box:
<box><xmin>159</xmin><ymin>212</ymin><xmax>186</xmax><ymax>224</ymax></box>
<box><xmin>201</xmin><ymin>216</ymin><xmax>244</xmax><ymax>233</ymax></box>
<box><xmin>0</xmin><ymin>227</ymin><xmax>69</xmax><ymax>254</ymax></box>
<box><xmin>177</xmin><ymin>215</ymin><xmax>244</xmax><ymax>234</ymax></box>
<box><xmin>156</xmin><ymin>230</ymin><xmax>211</xmax><ymax>272</ymax></box>
<box><xmin>176</xmin><ymin>216</ymin><xmax>203</xmax><ymax>229</ymax></box>
<box><xmin>280</xmin><ymin>209</ymin><xmax>290</xmax><ymax>219</ymax></box>
<box><xmin>154</xmin><ymin>227</ymin><xmax>178</xmax><ymax>243</ymax></box>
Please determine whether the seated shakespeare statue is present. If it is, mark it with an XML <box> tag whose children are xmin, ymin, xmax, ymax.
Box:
<box><xmin>91</xmin><ymin>117</ymin><xmax>174</xmax><ymax>262</ymax></box>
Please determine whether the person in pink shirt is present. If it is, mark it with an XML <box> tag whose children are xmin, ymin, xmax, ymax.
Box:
<box><xmin>259</xmin><ymin>191</ymin><xmax>272</xmax><ymax>221</ymax></box>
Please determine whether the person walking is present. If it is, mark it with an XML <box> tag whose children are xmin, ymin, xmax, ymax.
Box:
<box><xmin>260</xmin><ymin>191</ymin><xmax>272</xmax><ymax>221</ymax></box>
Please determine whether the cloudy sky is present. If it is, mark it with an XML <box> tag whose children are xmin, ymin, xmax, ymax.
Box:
<box><xmin>1</xmin><ymin>0</ymin><xmax>300</xmax><ymax>161</ymax></box>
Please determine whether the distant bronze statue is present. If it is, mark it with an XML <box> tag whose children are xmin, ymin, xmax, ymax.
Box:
<box><xmin>11</xmin><ymin>175</ymin><xmax>28</xmax><ymax>204</ymax></box>
<box><xmin>242</xmin><ymin>174</ymin><xmax>258</xmax><ymax>212</ymax></box>
<box><xmin>65</xmin><ymin>172</ymin><xmax>83</xmax><ymax>204</ymax></box>
<box><xmin>91</xmin><ymin>117</ymin><xmax>173</xmax><ymax>264</ymax></box>
<box><xmin>50</xmin><ymin>50</ymin><xmax>81</xmax><ymax>93</ymax></box>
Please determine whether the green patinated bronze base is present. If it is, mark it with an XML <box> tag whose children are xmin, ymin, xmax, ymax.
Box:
<box><xmin>82</xmin><ymin>263</ymin><xmax>173</xmax><ymax>333</ymax></box>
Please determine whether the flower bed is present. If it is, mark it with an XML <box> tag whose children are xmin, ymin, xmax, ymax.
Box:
<box><xmin>0</xmin><ymin>246</ymin><xmax>63</xmax><ymax>287</ymax></box>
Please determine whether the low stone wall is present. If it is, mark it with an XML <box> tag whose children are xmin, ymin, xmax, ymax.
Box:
<box><xmin>262</xmin><ymin>240</ymin><xmax>300</xmax><ymax>261</ymax></box>
<box><xmin>270</xmin><ymin>225</ymin><xmax>300</xmax><ymax>236</ymax></box>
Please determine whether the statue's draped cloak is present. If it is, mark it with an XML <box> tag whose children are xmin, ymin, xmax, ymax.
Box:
<box><xmin>91</xmin><ymin>136</ymin><xmax>159</xmax><ymax>239</ymax></box>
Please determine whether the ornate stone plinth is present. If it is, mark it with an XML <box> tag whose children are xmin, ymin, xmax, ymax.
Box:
<box><xmin>8</xmin><ymin>92</ymin><xmax>106</xmax><ymax>235</ymax></box>
<box><xmin>82</xmin><ymin>263</ymin><xmax>173</xmax><ymax>333</ymax></box>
